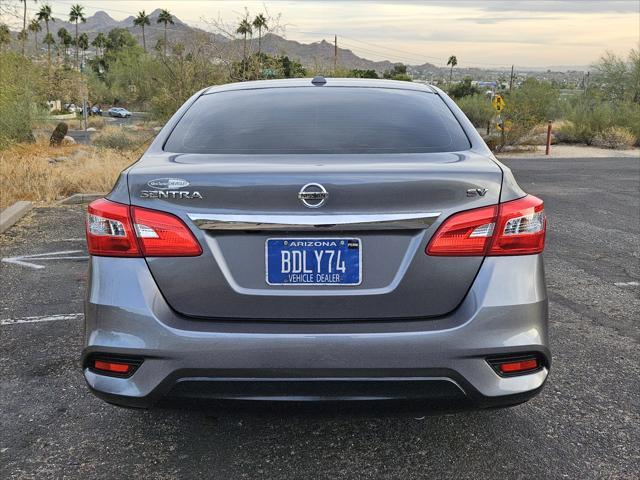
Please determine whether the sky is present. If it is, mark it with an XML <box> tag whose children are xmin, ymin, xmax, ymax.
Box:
<box><xmin>6</xmin><ymin>0</ymin><xmax>640</xmax><ymax>68</ymax></box>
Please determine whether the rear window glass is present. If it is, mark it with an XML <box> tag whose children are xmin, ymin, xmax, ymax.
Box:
<box><xmin>164</xmin><ymin>87</ymin><xmax>470</xmax><ymax>154</ymax></box>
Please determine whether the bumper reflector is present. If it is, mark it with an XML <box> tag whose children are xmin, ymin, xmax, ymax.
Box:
<box><xmin>487</xmin><ymin>354</ymin><xmax>543</xmax><ymax>377</ymax></box>
<box><xmin>93</xmin><ymin>360</ymin><xmax>132</xmax><ymax>374</ymax></box>
<box><xmin>499</xmin><ymin>358</ymin><xmax>538</xmax><ymax>374</ymax></box>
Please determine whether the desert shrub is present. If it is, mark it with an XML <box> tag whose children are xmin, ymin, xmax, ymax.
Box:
<box><xmin>497</xmin><ymin>78</ymin><xmax>560</xmax><ymax>149</ymax></box>
<box><xmin>92</xmin><ymin>125</ymin><xmax>146</xmax><ymax>151</ymax></box>
<box><xmin>556</xmin><ymin>94</ymin><xmax>640</xmax><ymax>145</ymax></box>
<box><xmin>448</xmin><ymin>78</ymin><xmax>480</xmax><ymax>99</ymax></box>
<box><xmin>456</xmin><ymin>94</ymin><xmax>494</xmax><ymax>128</ymax></box>
<box><xmin>592</xmin><ymin>126</ymin><xmax>637</xmax><ymax>149</ymax></box>
<box><xmin>0</xmin><ymin>53</ymin><xmax>47</xmax><ymax>149</ymax></box>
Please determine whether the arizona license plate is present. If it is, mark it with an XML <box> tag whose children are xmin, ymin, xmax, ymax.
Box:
<box><xmin>266</xmin><ymin>238</ymin><xmax>362</xmax><ymax>285</ymax></box>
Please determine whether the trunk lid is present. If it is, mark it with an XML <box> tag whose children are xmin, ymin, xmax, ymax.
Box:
<box><xmin>125</xmin><ymin>152</ymin><xmax>502</xmax><ymax>319</ymax></box>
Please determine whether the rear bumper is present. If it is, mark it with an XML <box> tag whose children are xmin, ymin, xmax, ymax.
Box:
<box><xmin>83</xmin><ymin>255</ymin><xmax>550</xmax><ymax>410</ymax></box>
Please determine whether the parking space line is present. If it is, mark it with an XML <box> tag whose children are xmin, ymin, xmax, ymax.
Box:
<box><xmin>1</xmin><ymin>250</ymin><xmax>88</xmax><ymax>269</ymax></box>
<box><xmin>0</xmin><ymin>313</ymin><xmax>84</xmax><ymax>326</ymax></box>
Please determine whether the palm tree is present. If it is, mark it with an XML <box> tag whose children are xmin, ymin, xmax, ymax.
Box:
<box><xmin>78</xmin><ymin>32</ymin><xmax>89</xmax><ymax>68</ymax></box>
<box><xmin>252</xmin><ymin>14</ymin><xmax>268</xmax><ymax>55</ymax></box>
<box><xmin>68</xmin><ymin>4</ymin><xmax>86</xmax><ymax>70</ymax></box>
<box><xmin>134</xmin><ymin>10</ymin><xmax>151</xmax><ymax>53</ymax></box>
<box><xmin>447</xmin><ymin>55</ymin><xmax>458</xmax><ymax>84</ymax></box>
<box><xmin>236</xmin><ymin>18</ymin><xmax>252</xmax><ymax>59</ymax></box>
<box><xmin>156</xmin><ymin>9</ymin><xmax>174</xmax><ymax>57</ymax></box>
<box><xmin>28</xmin><ymin>18</ymin><xmax>41</xmax><ymax>56</ymax></box>
<box><xmin>57</xmin><ymin>27</ymin><xmax>72</xmax><ymax>62</ymax></box>
<box><xmin>43</xmin><ymin>32</ymin><xmax>55</xmax><ymax>60</ymax></box>
<box><xmin>20</xmin><ymin>1</ymin><xmax>37</xmax><ymax>55</ymax></box>
<box><xmin>91</xmin><ymin>32</ymin><xmax>106</xmax><ymax>57</ymax></box>
<box><xmin>37</xmin><ymin>4</ymin><xmax>55</xmax><ymax>67</ymax></box>
<box><xmin>0</xmin><ymin>24</ymin><xmax>10</xmax><ymax>52</ymax></box>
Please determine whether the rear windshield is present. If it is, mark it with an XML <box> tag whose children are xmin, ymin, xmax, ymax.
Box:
<box><xmin>164</xmin><ymin>87</ymin><xmax>470</xmax><ymax>154</ymax></box>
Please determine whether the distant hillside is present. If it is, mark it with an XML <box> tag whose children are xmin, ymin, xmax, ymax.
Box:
<box><xmin>11</xmin><ymin>10</ymin><xmax>589</xmax><ymax>76</ymax></box>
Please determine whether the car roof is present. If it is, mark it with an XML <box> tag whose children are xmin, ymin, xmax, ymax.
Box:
<box><xmin>204</xmin><ymin>78</ymin><xmax>437</xmax><ymax>95</ymax></box>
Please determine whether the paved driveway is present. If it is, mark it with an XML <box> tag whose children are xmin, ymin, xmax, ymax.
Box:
<box><xmin>1</xmin><ymin>156</ymin><xmax>638</xmax><ymax>479</ymax></box>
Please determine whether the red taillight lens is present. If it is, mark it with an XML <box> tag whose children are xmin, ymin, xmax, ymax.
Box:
<box><xmin>86</xmin><ymin>198</ymin><xmax>140</xmax><ymax>256</ymax></box>
<box><xmin>426</xmin><ymin>195</ymin><xmax>546</xmax><ymax>256</ymax></box>
<box><xmin>86</xmin><ymin>199</ymin><xmax>201</xmax><ymax>257</ymax></box>
<box><xmin>132</xmin><ymin>207</ymin><xmax>202</xmax><ymax>257</ymax></box>
<box><xmin>426</xmin><ymin>204</ymin><xmax>498</xmax><ymax>256</ymax></box>
<box><xmin>487</xmin><ymin>195</ymin><xmax>546</xmax><ymax>256</ymax></box>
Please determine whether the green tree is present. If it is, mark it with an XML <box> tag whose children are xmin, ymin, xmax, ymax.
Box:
<box><xmin>37</xmin><ymin>4</ymin><xmax>55</xmax><ymax>67</ymax></box>
<box><xmin>0</xmin><ymin>24</ymin><xmax>10</xmax><ymax>52</ymax></box>
<box><xmin>447</xmin><ymin>77</ymin><xmax>480</xmax><ymax>99</ymax></box>
<box><xmin>28</xmin><ymin>18</ymin><xmax>41</xmax><ymax>56</ymax></box>
<box><xmin>78</xmin><ymin>32</ymin><xmax>89</xmax><ymax>68</ymax></box>
<box><xmin>629</xmin><ymin>47</ymin><xmax>640</xmax><ymax>103</ymax></box>
<box><xmin>68</xmin><ymin>4</ymin><xmax>86</xmax><ymax>70</ymax></box>
<box><xmin>383</xmin><ymin>64</ymin><xmax>411</xmax><ymax>81</ymax></box>
<box><xmin>236</xmin><ymin>18</ymin><xmax>252</xmax><ymax>60</ymax></box>
<box><xmin>252</xmin><ymin>14</ymin><xmax>268</xmax><ymax>55</ymax></box>
<box><xmin>134</xmin><ymin>10</ymin><xmax>151</xmax><ymax>53</ymax></box>
<box><xmin>20</xmin><ymin>1</ymin><xmax>38</xmax><ymax>56</ymax></box>
<box><xmin>43</xmin><ymin>32</ymin><xmax>55</xmax><ymax>60</ymax></box>
<box><xmin>57</xmin><ymin>27</ymin><xmax>72</xmax><ymax>63</ymax></box>
<box><xmin>447</xmin><ymin>55</ymin><xmax>458</xmax><ymax>84</ymax></box>
<box><xmin>349</xmin><ymin>69</ymin><xmax>379</xmax><ymax>79</ymax></box>
<box><xmin>91</xmin><ymin>32</ymin><xmax>106</xmax><ymax>57</ymax></box>
<box><xmin>156</xmin><ymin>9</ymin><xmax>174</xmax><ymax>57</ymax></box>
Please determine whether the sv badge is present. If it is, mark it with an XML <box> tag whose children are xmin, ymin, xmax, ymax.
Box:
<box><xmin>467</xmin><ymin>188</ymin><xmax>489</xmax><ymax>197</ymax></box>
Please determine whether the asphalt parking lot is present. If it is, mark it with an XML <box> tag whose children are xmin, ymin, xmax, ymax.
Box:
<box><xmin>1</xmin><ymin>156</ymin><xmax>638</xmax><ymax>479</ymax></box>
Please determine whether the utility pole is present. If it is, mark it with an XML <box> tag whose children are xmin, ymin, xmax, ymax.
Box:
<box><xmin>334</xmin><ymin>34</ymin><xmax>338</xmax><ymax>73</ymax></box>
<box><xmin>509</xmin><ymin>65</ymin><xmax>514</xmax><ymax>90</ymax></box>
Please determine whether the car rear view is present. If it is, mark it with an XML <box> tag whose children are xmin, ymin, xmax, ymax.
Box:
<box><xmin>83</xmin><ymin>78</ymin><xmax>549</xmax><ymax>410</ymax></box>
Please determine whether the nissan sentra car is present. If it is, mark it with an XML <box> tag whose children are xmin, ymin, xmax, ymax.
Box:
<box><xmin>83</xmin><ymin>77</ymin><xmax>549</xmax><ymax>410</ymax></box>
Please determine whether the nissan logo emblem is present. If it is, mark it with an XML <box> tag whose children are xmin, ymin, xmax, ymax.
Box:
<box><xmin>298</xmin><ymin>183</ymin><xmax>328</xmax><ymax>208</ymax></box>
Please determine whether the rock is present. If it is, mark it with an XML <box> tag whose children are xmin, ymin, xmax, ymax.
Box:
<box><xmin>62</xmin><ymin>135</ymin><xmax>76</xmax><ymax>145</ymax></box>
<box><xmin>49</xmin><ymin>122</ymin><xmax>68</xmax><ymax>146</ymax></box>
<box><xmin>86</xmin><ymin>127</ymin><xmax>97</xmax><ymax>132</ymax></box>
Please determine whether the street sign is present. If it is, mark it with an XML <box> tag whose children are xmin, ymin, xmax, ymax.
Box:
<box><xmin>492</xmin><ymin>94</ymin><xmax>506</xmax><ymax>112</ymax></box>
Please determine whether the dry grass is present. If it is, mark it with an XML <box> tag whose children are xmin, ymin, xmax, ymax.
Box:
<box><xmin>0</xmin><ymin>139</ymin><xmax>141</xmax><ymax>209</ymax></box>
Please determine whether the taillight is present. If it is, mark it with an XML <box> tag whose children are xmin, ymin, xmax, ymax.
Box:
<box><xmin>86</xmin><ymin>199</ymin><xmax>202</xmax><ymax>257</ymax></box>
<box><xmin>132</xmin><ymin>206</ymin><xmax>202</xmax><ymax>256</ymax></box>
<box><xmin>426</xmin><ymin>195</ymin><xmax>546</xmax><ymax>256</ymax></box>
<box><xmin>487</xmin><ymin>195</ymin><xmax>546</xmax><ymax>256</ymax></box>
<box><xmin>86</xmin><ymin>199</ymin><xmax>140</xmax><ymax>256</ymax></box>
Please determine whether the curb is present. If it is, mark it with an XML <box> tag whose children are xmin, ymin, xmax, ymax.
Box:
<box><xmin>57</xmin><ymin>193</ymin><xmax>105</xmax><ymax>205</ymax></box>
<box><xmin>0</xmin><ymin>201</ymin><xmax>33</xmax><ymax>234</ymax></box>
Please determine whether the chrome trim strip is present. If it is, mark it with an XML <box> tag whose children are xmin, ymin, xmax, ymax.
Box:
<box><xmin>188</xmin><ymin>212</ymin><xmax>441</xmax><ymax>231</ymax></box>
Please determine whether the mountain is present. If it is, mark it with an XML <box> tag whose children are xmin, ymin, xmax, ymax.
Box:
<box><xmin>14</xmin><ymin>10</ymin><xmax>590</xmax><ymax>76</ymax></box>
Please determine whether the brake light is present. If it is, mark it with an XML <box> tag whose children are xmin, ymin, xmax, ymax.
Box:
<box><xmin>86</xmin><ymin>199</ymin><xmax>140</xmax><ymax>256</ymax></box>
<box><xmin>426</xmin><ymin>195</ymin><xmax>546</xmax><ymax>256</ymax></box>
<box><xmin>86</xmin><ymin>199</ymin><xmax>202</xmax><ymax>257</ymax></box>
<box><xmin>132</xmin><ymin>207</ymin><xmax>202</xmax><ymax>256</ymax></box>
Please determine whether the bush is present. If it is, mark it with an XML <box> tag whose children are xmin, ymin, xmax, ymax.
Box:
<box><xmin>0</xmin><ymin>53</ymin><xmax>47</xmax><ymax>149</ymax></box>
<box><xmin>556</xmin><ymin>94</ymin><xmax>640</xmax><ymax>146</ymax></box>
<box><xmin>448</xmin><ymin>78</ymin><xmax>480</xmax><ymax>99</ymax></box>
<box><xmin>592</xmin><ymin>127</ymin><xmax>637</xmax><ymax>149</ymax></box>
<box><xmin>455</xmin><ymin>94</ymin><xmax>494</xmax><ymax>128</ymax></box>
<box><xmin>497</xmin><ymin>79</ymin><xmax>560</xmax><ymax>149</ymax></box>
<box><xmin>92</xmin><ymin>125</ymin><xmax>146</xmax><ymax>151</ymax></box>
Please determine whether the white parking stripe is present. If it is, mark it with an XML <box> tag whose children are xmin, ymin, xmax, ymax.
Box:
<box><xmin>0</xmin><ymin>313</ymin><xmax>84</xmax><ymax>326</ymax></box>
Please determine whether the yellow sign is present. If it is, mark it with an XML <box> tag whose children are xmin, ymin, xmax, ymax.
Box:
<box><xmin>492</xmin><ymin>94</ymin><xmax>506</xmax><ymax>112</ymax></box>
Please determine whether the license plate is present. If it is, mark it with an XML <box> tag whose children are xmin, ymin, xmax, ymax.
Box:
<box><xmin>266</xmin><ymin>238</ymin><xmax>362</xmax><ymax>286</ymax></box>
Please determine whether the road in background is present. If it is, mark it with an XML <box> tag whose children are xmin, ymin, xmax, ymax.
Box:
<box><xmin>1</xmin><ymin>157</ymin><xmax>638</xmax><ymax>479</ymax></box>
